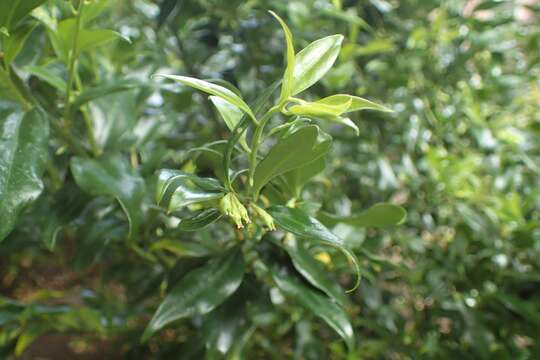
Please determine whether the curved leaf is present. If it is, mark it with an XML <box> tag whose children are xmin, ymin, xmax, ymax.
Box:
<box><xmin>319</xmin><ymin>203</ymin><xmax>407</xmax><ymax>228</ymax></box>
<box><xmin>70</xmin><ymin>155</ymin><xmax>145</xmax><ymax>238</ymax></box>
<box><xmin>292</xmin><ymin>35</ymin><xmax>343</xmax><ymax>95</ymax></box>
<box><xmin>278</xmin><ymin>237</ymin><xmax>348</xmax><ymax>306</ymax></box>
<box><xmin>156</xmin><ymin>169</ymin><xmax>224</xmax><ymax>213</ymax></box>
<box><xmin>272</xmin><ymin>270</ymin><xmax>354</xmax><ymax>350</ymax></box>
<box><xmin>209</xmin><ymin>95</ymin><xmax>249</xmax><ymax>151</ymax></box>
<box><xmin>269</xmin><ymin>11</ymin><xmax>295</xmax><ymax>102</ymax></box>
<box><xmin>153</xmin><ymin>75</ymin><xmax>256</xmax><ymax>123</ymax></box>
<box><xmin>142</xmin><ymin>248</ymin><xmax>245</xmax><ymax>341</ymax></box>
<box><xmin>318</xmin><ymin>94</ymin><xmax>392</xmax><ymax>113</ymax></box>
<box><xmin>178</xmin><ymin>208</ymin><xmax>223</xmax><ymax>231</ymax></box>
<box><xmin>268</xmin><ymin>205</ymin><xmax>360</xmax><ymax>291</ymax></box>
<box><xmin>253</xmin><ymin>125</ymin><xmax>331</xmax><ymax>195</ymax></box>
<box><xmin>0</xmin><ymin>106</ymin><xmax>49</xmax><ymax>241</ymax></box>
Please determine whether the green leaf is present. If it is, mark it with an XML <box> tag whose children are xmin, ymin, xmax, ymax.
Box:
<box><xmin>283</xmin><ymin>156</ymin><xmax>326</xmax><ymax>197</ymax></box>
<box><xmin>153</xmin><ymin>75</ymin><xmax>256</xmax><ymax>123</ymax></box>
<box><xmin>2</xmin><ymin>21</ymin><xmax>38</xmax><ymax>65</ymax></box>
<box><xmin>253</xmin><ymin>125</ymin><xmax>332</xmax><ymax>195</ymax></box>
<box><xmin>278</xmin><ymin>237</ymin><xmax>348</xmax><ymax>306</ymax></box>
<box><xmin>319</xmin><ymin>203</ymin><xmax>407</xmax><ymax>228</ymax></box>
<box><xmin>70</xmin><ymin>155</ymin><xmax>146</xmax><ymax>238</ymax></box>
<box><xmin>209</xmin><ymin>95</ymin><xmax>249</xmax><ymax>151</ymax></box>
<box><xmin>291</xmin><ymin>35</ymin><xmax>344</xmax><ymax>95</ymax></box>
<box><xmin>269</xmin><ymin>11</ymin><xmax>295</xmax><ymax>103</ymax></box>
<box><xmin>272</xmin><ymin>270</ymin><xmax>354</xmax><ymax>350</ymax></box>
<box><xmin>0</xmin><ymin>105</ymin><xmax>49</xmax><ymax>241</ymax></box>
<box><xmin>142</xmin><ymin>248</ymin><xmax>245</xmax><ymax>341</ymax></box>
<box><xmin>24</xmin><ymin>64</ymin><xmax>66</xmax><ymax>93</ymax></box>
<box><xmin>71</xmin><ymin>79</ymin><xmax>139</xmax><ymax>112</ymax></box>
<box><xmin>289</xmin><ymin>97</ymin><xmax>351</xmax><ymax>117</ymax></box>
<box><xmin>88</xmin><ymin>90</ymin><xmax>138</xmax><ymax>150</ymax></box>
<box><xmin>150</xmin><ymin>239</ymin><xmax>213</xmax><ymax>258</ymax></box>
<box><xmin>51</xmin><ymin>19</ymin><xmax>126</xmax><ymax>62</ymax></box>
<box><xmin>268</xmin><ymin>205</ymin><xmax>360</xmax><ymax>291</ymax></box>
<box><xmin>156</xmin><ymin>169</ymin><xmax>224</xmax><ymax>213</ymax></box>
<box><xmin>0</xmin><ymin>0</ymin><xmax>47</xmax><ymax>30</ymax></box>
<box><xmin>318</xmin><ymin>94</ymin><xmax>393</xmax><ymax>113</ymax></box>
<box><xmin>178</xmin><ymin>208</ymin><xmax>223</xmax><ymax>231</ymax></box>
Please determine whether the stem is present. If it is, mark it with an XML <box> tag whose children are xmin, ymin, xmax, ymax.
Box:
<box><xmin>63</xmin><ymin>0</ymin><xmax>85</xmax><ymax>124</ymax></box>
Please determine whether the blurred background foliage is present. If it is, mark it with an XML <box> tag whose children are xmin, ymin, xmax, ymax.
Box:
<box><xmin>1</xmin><ymin>0</ymin><xmax>539</xmax><ymax>359</ymax></box>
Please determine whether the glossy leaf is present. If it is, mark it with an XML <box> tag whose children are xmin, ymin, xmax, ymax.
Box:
<box><xmin>291</xmin><ymin>35</ymin><xmax>344</xmax><ymax>95</ymax></box>
<box><xmin>288</xmin><ymin>97</ymin><xmax>351</xmax><ymax>117</ymax></box>
<box><xmin>142</xmin><ymin>248</ymin><xmax>245</xmax><ymax>341</ymax></box>
<box><xmin>178</xmin><ymin>208</ymin><xmax>223</xmax><ymax>231</ymax></box>
<box><xmin>253</xmin><ymin>125</ymin><xmax>331</xmax><ymax>195</ymax></box>
<box><xmin>269</xmin><ymin>11</ymin><xmax>295</xmax><ymax>102</ymax></box>
<box><xmin>319</xmin><ymin>203</ymin><xmax>407</xmax><ymax>228</ymax></box>
<box><xmin>70</xmin><ymin>155</ymin><xmax>145</xmax><ymax>238</ymax></box>
<box><xmin>268</xmin><ymin>205</ymin><xmax>360</xmax><ymax>290</ymax></box>
<box><xmin>0</xmin><ymin>106</ymin><xmax>49</xmax><ymax>241</ymax></box>
<box><xmin>153</xmin><ymin>75</ymin><xmax>256</xmax><ymax>123</ymax></box>
<box><xmin>209</xmin><ymin>95</ymin><xmax>249</xmax><ymax>151</ymax></box>
<box><xmin>156</xmin><ymin>169</ymin><xmax>224</xmax><ymax>213</ymax></box>
<box><xmin>278</xmin><ymin>237</ymin><xmax>348</xmax><ymax>306</ymax></box>
<box><xmin>272</xmin><ymin>271</ymin><xmax>354</xmax><ymax>350</ymax></box>
<box><xmin>150</xmin><ymin>239</ymin><xmax>213</xmax><ymax>258</ymax></box>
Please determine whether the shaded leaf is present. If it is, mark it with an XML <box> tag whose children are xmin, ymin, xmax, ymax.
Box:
<box><xmin>268</xmin><ymin>205</ymin><xmax>360</xmax><ymax>290</ymax></box>
<box><xmin>70</xmin><ymin>155</ymin><xmax>145</xmax><ymax>238</ymax></box>
<box><xmin>142</xmin><ymin>248</ymin><xmax>245</xmax><ymax>341</ymax></box>
<box><xmin>272</xmin><ymin>270</ymin><xmax>354</xmax><ymax>350</ymax></box>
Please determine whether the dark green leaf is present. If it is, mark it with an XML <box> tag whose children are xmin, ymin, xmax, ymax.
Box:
<box><xmin>0</xmin><ymin>105</ymin><xmax>49</xmax><ymax>241</ymax></box>
<box><xmin>283</xmin><ymin>156</ymin><xmax>326</xmax><ymax>197</ymax></box>
<box><xmin>268</xmin><ymin>205</ymin><xmax>360</xmax><ymax>290</ymax></box>
<box><xmin>0</xmin><ymin>0</ymin><xmax>46</xmax><ymax>30</ymax></box>
<box><xmin>142</xmin><ymin>248</ymin><xmax>245</xmax><ymax>341</ymax></box>
<box><xmin>253</xmin><ymin>125</ymin><xmax>331</xmax><ymax>195</ymax></box>
<box><xmin>70</xmin><ymin>155</ymin><xmax>146</xmax><ymax>238</ymax></box>
<box><xmin>278</xmin><ymin>237</ymin><xmax>348</xmax><ymax>306</ymax></box>
<box><xmin>71</xmin><ymin>79</ymin><xmax>140</xmax><ymax>111</ymax></box>
<box><xmin>272</xmin><ymin>270</ymin><xmax>354</xmax><ymax>350</ymax></box>
<box><xmin>2</xmin><ymin>22</ymin><xmax>38</xmax><ymax>65</ymax></box>
<box><xmin>178</xmin><ymin>208</ymin><xmax>223</xmax><ymax>231</ymax></box>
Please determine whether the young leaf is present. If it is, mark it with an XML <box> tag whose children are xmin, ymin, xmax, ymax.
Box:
<box><xmin>70</xmin><ymin>155</ymin><xmax>146</xmax><ymax>239</ymax></box>
<box><xmin>318</xmin><ymin>94</ymin><xmax>393</xmax><ymax>113</ymax></box>
<box><xmin>319</xmin><ymin>203</ymin><xmax>407</xmax><ymax>228</ymax></box>
<box><xmin>142</xmin><ymin>248</ymin><xmax>245</xmax><ymax>341</ymax></box>
<box><xmin>292</xmin><ymin>35</ymin><xmax>344</xmax><ymax>95</ymax></box>
<box><xmin>153</xmin><ymin>75</ymin><xmax>256</xmax><ymax>123</ymax></box>
<box><xmin>277</xmin><ymin>237</ymin><xmax>349</xmax><ymax>306</ymax></box>
<box><xmin>269</xmin><ymin>11</ymin><xmax>295</xmax><ymax>103</ymax></box>
<box><xmin>209</xmin><ymin>95</ymin><xmax>249</xmax><ymax>151</ymax></box>
<box><xmin>253</xmin><ymin>125</ymin><xmax>332</xmax><ymax>195</ymax></box>
<box><xmin>0</xmin><ymin>106</ymin><xmax>49</xmax><ymax>241</ymax></box>
<box><xmin>272</xmin><ymin>270</ymin><xmax>354</xmax><ymax>350</ymax></box>
<box><xmin>268</xmin><ymin>205</ymin><xmax>361</xmax><ymax>291</ymax></box>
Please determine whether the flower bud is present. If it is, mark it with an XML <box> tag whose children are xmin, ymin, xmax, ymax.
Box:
<box><xmin>251</xmin><ymin>203</ymin><xmax>276</xmax><ymax>231</ymax></box>
<box><xmin>219</xmin><ymin>193</ymin><xmax>250</xmax><ymax>229</ymax></box>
